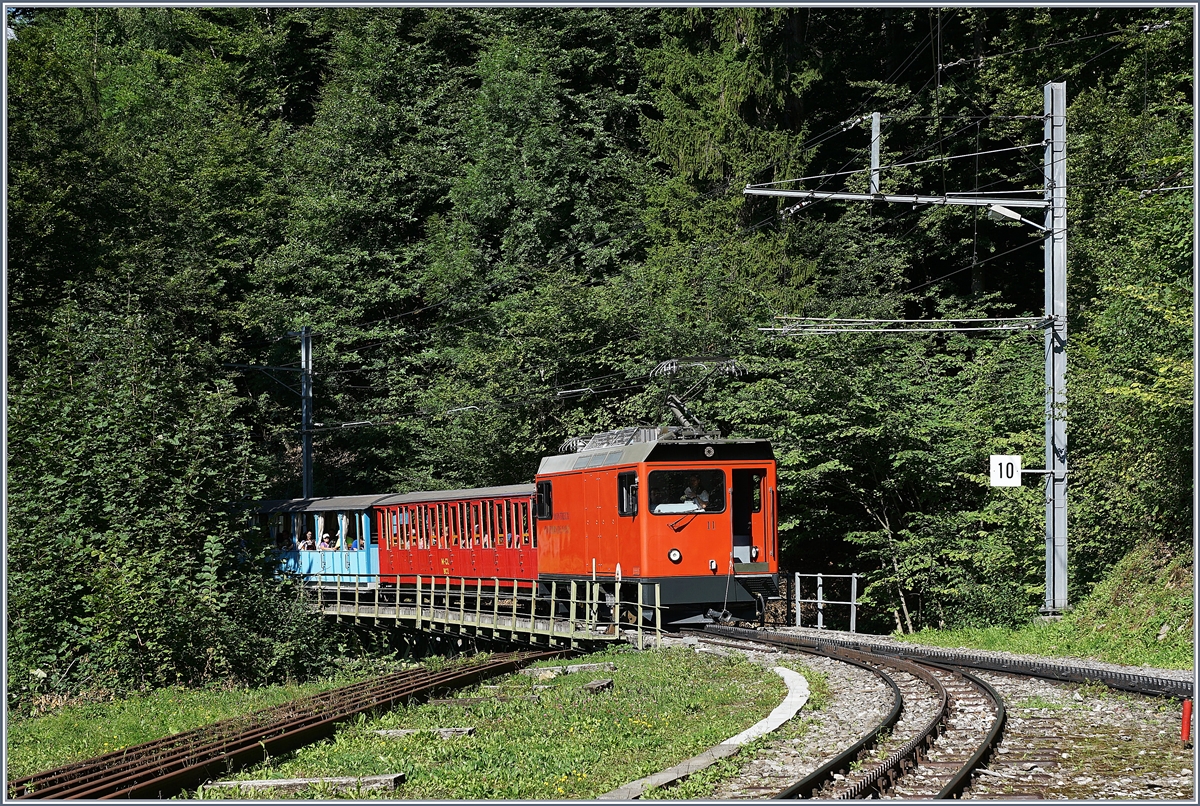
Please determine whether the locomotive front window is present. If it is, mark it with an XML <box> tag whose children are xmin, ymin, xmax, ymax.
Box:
<box><xmin>648</xmin><ymin>470</ymin><xmax>726</xmax><ymax>514</ymax></box>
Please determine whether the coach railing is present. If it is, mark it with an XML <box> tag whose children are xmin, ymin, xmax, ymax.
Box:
<box><xmin>306</xmin><ymin>574</ymin><xmax>662</xmax><ymax>650</ymax></box>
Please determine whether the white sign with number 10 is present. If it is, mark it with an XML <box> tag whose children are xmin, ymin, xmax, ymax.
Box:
<box><xmin>990</xmin><ymin>455</ymin><xmax>1022</xmax><ymax>487</ymax></box>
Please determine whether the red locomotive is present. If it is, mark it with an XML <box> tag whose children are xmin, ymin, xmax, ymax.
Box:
<box><xmin>372</xmin><ymin>427</ymin><xmax>781</xmax><ymax>624</ymax></box>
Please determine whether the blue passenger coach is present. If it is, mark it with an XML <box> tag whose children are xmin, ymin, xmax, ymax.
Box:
<box><xmin>259</xmin><ymin>494</ymin><xmax>389</xmax><ymax>586</ymax></box>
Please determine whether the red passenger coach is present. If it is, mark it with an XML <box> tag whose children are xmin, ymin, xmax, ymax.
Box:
<box><xmin>533</xmin><ymin>430</ymin><xmax>780</xmax><ymax>623</ymax></box>
<box><xmin>375</xmin><ymin>485</ymin><xmax>539</xmax><ymax>588</ymax></box>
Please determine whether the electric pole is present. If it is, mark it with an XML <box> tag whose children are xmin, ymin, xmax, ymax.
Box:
<box><xmin>1043</xmin><ymin>82</ymin><xmax>1068</xmax><ymax>614</ymax></box>
<box><xmin>749</xmin><ymin>82</ymin><xmax>1069</xmax><ymax>613</ymax></box>
<box><xmin>300</xmin><ymin>325</ymin><xmax>314</xmax><ymax>500</ymax></box>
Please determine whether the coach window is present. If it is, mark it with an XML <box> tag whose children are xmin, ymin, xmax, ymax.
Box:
<box><xmin>618</xmin><ymin>472</ymin><xmax>638</xmax><ymax>516</ymax></box>
<box><xmin>505</xmin><ymin>502</ymin><xmax>514</xmax><ymax>548</ymax></box>
<box><xmin>648</xmin><ymin>469</ymin><xmax>725</xmax><ymax>514</ymax></box>
<box><xmin>536</xmin><ymin>481</ymin><xmax>553</xmax><ymax>520</ymax></box>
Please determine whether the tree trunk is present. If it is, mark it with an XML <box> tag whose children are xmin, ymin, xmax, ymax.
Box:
<box><xmin>891</xmin><ymin>555</ymin><xmax>915</xmax><ymax>633</ymax></box>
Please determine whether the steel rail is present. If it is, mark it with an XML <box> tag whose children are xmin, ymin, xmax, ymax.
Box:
<box><xmin>10</xmin><ymin>668</ymin><xmax>444</xmax><ymax>799</ymax></box>
<box><xmin>11</xmin><ymin>651</ymin><xmax>561</xmax><ymax>800</ymax></box>
<box><xmin>931</xmin><ymin>665</ymin><xmax>1007</xmax><ymax>799</ymax></box>
<box><xmin>714</xmin><ymin>625</ymin><xmax>1193</xmax><ymax>699</ymax></box>
<box><xmin>8</xmin><ymin>669</ymin><xmax>431</xmax><ymax>790</ymax></box>
<box><xmin>832</xmin><ymin>649</ymin><xmax>949</xmax><ymax>799</ymax></box>
<box><xmin>52</xmin><ymin>652</ymin><xmax>555</xmax><ymax>800</ymax></box>
<box><xmin>704</xmin><ymin>626</ymin><xmax>1007</xmax><ymax>799</ymax></box>
<box><xmin>102</xmin><ymin>663</ymin><xmax>509</xmax><ymax>801</ymax></box>
<box><xmin>71</xmin><ymin>669</ymin><xmax>468</xmax><ymax>801</ymax></box>
<box><xmin>772</xmin><ymin>648</ymin><xmax>904</xmax><ymax>799</ymax></box>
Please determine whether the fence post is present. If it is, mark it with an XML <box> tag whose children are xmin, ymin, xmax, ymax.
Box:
<box><xmin>794</xmin><ymin>572</ymin><xmax>800</xmax><ymax>627</ymax></box>
<box><xmin>551</xmin><ymin>581</ymin><xmax>559</xmax><ymax>645</ymax></box>
<box><xmin>531</xmin><ymin>579</ymin><xmax>539</xmax><ymax>643</ymax></box>
<box><xmin>568</xmin><ymin>581</ymin><xmax>577</xmax><ymax>647</ymax></box>
<box><xmin>493</xmin><ymin>578</ymin><xmax>500</xmax><ymax>634</ymax></box>
<box><xmin>614</xmin><ymin>580</ymin><xmax>621</xmax><ymax>636</ymax></box>
<box><xmin>637</xmin><ymin>583</ymin><xmax>644</xmax><ymax>650</ymax></box>
<box><xmin>511</xmin><ymin>578</ymin><xmax>519</xmax><ymax>639</ymax></box>
<box><xmin>850</xmin><ymin>573</ymin><xmax>858</xmax><ymax>633</ymax></box>
<box><xmin>817</xmin><ymin>573</ymin><xmax>824</xmax><ymax>630</ymax></box>
<box><xmin>415</xmin><ymin>575</ymin><xmax>422</xmax><ymax>631</ymax></box>
<box><xmin>785</xmin><ymin>572</ymin><xmax>793</xmax><ymax>627</ymax></box>
<box><xmin>655</xmin><ymin>584</ymin><xmax>662</xmax><ymax>646</ymax></box>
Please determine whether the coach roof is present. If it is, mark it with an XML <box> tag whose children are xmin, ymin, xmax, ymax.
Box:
<box><xmin>258</xmin><ymin>484</ymin><xmax>536</xmax><ymax>513</ymax></box>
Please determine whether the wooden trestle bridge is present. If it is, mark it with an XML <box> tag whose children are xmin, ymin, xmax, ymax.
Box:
<box><xmin>308</xmin><ymin>574</ymin><xmax>664</xmax><ymax>649</ymax></box>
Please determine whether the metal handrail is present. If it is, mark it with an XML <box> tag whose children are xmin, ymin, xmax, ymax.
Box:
<box><xmin>309</xmin><ymin>573</ymin><xmax>662</xmax><ymax>649</ymax></box>
<box><xmin>795</xmin><ymin>572</ymin><xmax>859</xmax><ymax>631</ymax></box>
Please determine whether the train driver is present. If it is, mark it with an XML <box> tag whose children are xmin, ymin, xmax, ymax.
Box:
<box><xmin>682</xmin><ymin>474</ymin><xmax>709</xmax><ymax>510</ymax></box>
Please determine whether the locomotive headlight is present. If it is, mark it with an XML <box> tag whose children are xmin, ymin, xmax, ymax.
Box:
<box><xmin>751</xmin><ymin>546</ymin><xmax>760</xmax><ymax>560</ymax></box>
<box><xmin>709</xmin><ymin>559</ymin><xmax>718</xmax><ymax>572</ymax></box>
<box><xmin>668</xmin><ymin>548</ymin><xmax>683</xmax><ymax>564</ymax></box>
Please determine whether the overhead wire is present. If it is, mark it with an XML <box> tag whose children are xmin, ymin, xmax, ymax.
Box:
<box><xmin>749</xmin><ymin>141</ymin><xmax>1042</xmax><ymax>187</ymax></box>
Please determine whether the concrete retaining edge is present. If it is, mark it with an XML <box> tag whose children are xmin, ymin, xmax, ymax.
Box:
<box><xmin>597</xmin><ymin>666</ymin><xmax>810</xmax><ymax>799</ymax></box>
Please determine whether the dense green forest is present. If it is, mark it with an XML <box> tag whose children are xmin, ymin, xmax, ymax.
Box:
<box><xmin>6</xmin><ymin>7</ymin><xmax>1192</xmax><ymax>710</ymax></box>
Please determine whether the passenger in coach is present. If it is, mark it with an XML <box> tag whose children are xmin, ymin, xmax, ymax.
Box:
<box><xmin>299</xmin><ymin>531</ymin><xmax>316</xmax><ymax>551</ymax></box>
<box><xmin>318</xmin><ymin>533</ymin><xmax>332</xmax><ymax>550</ymax></box>
<box><xmin>683</xmin><ymin>475</ymin><xmax>709</xmax><ymax>510</ymax></box>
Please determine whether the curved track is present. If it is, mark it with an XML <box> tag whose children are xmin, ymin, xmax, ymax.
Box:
<box><xmin>700</xmin><ymin>625</ymin><xmax>1187</xmax><ymax>800</ymax></box>
<box><xmin>8</xmin><ymin>650</ymin><xmax>564</xmax><ymax>800</ymax></box>
<box><xmin>743</xmin><ymin>638</ymin><xmax>1004</xmax><ymax>800</ymax></box>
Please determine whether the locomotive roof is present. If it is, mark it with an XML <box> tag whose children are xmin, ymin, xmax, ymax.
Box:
<box><xmin>537</xmin><ymin>438</ymin><xmax>775</xmax><ymax>475</ymax></box>
<box><xmin>257</xmin><ymin>484</ymin><xmax>536</xmax><ymax>513</ymax></box>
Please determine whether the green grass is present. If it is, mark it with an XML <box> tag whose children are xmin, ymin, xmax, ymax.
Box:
<box><xmin>897</xmin><ymin>542</ymin><xmax>1193</xmax><ymax>669</ymax></box>
<box><xmin>7</xmin><ymin>646</ymin><xmax>834</xmax><ymax>800</ymax></box>
<box><xmin>193</xmin><ymin>645</ymin><xmax>793</xmax><ymax>799</ymax></box>
<box><xmin>1011</xmin><ymin>695</ymin><xmax>1067</xmax><ymax>710</ymax></box>
<box><xmin>5</xmin><ymin>672</ymin><xmax>383</xmax><ymax>781</ymax></box>
<box><xmin>641</xmin><ymin>660</ymin><xmax>831</xmax><ymax>800</ymax></box>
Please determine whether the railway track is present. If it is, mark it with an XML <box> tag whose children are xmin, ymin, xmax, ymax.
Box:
<box><xmin>692</xmin><ymin>625</ymin><xmax>1191</xmax><ymax>800</ymax></box>
<box><xmin>8</xmin><ymin>650</ymin><xmax>565</xmax><ymax>800</ymax></box>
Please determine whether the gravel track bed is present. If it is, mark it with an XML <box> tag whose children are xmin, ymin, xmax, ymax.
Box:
<box><xmin>811</xmin><ymin>666</ymin><xmax>942</xmax><ymax>799</ymax></box>
<box><xmin>702</xmin><ymin>651</ymin><xmax>894</xmax><ymax>799</ymax></box>
<box><xmin>658</xmin><ymin>632</ymin><xmax>1194</xmax><ymax>800</ymax></box>
<box><xmin>964</xmin><ymin>671</ymin><xmax>1195</xmax><ymax>800</ymax></box>
<box><xmin>885</xmin><ymin>667</ymin><xmax>998</xmax><ymax>798</ymax></box>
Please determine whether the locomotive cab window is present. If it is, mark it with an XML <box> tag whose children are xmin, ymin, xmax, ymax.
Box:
<box><xmin>648</xmin><ymin>469</ymin><xmax>725</xmax><ymax>514</ymax></box>
<box><xmin>536</xmin><ymin>481</ymin><xmax>553</xmax><ymax>520</ymax></box>
<box><xmin>618</xmin><ymin>472</ymin><xmax>638</xmax><ymax>516</ymax></box>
